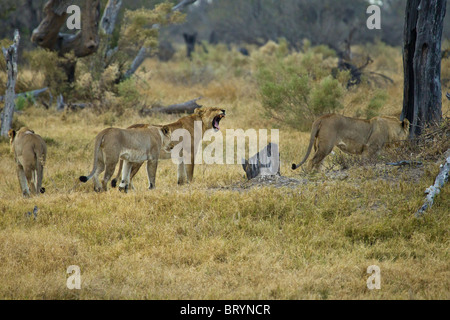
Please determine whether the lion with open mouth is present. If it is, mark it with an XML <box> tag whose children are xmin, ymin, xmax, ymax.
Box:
<box><xmin>111</xmin><ymin>107</ymin><xmax>226</xmax><ymax>188</ymax></box>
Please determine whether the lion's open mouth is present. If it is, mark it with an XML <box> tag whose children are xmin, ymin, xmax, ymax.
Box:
<box><xmin>212</xmin><ymin>111</ymin><xmax>225</xmax><ymax>131</ymax></box>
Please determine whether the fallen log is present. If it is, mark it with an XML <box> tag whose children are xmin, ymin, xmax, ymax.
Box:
<box><xmin>139</xmin><ymin>97</ymin><xmax>202</xmax><ymax>116</ymax></box>
<box><xmin>0</xmin><ymin>87</ymin><xmax>48</xmax><ymax>103</ymax></box>
<box><xmin>56</xmin><ymin>94</ymin><xmax>87</xmax><ymax>111</ymax></box>
<box><xmin>415</xmin><ymin>151</ymin><xmax>450</xmax><ymax>217</ymax></box>
<box><xmin>386</xmin><ymin>160</ymin><xmax>423</xmax><ymax>166</ymax></box>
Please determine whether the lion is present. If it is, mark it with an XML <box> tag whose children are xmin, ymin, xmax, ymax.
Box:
<box><xmin>291</xmin><ymin>114</ymin><xmax>410</xmax><ymax>171</ymax></box>
<box><xmin>8</xmin><ymin>127</ymin><xmax>47</xmax><ymax>197</ymax></box>
<box><xmin>111</xmin><ymin>107</ymin><xmax>226</xmax><ymax>188</ymax></box>
<box><xmin>79</xmin><ymin>125</ymin><xmax>173</xmax><ymax>192</ymax></box>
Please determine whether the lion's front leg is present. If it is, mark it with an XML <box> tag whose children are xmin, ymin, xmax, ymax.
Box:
<box><xmin>146</xmin><ymin>160</ymin><xmax>158</xmax><ymax>189</ymax></box>
<box><xmin>177</xmin><ymin>162</ymin><xmax>187</xmax><ymax>185</ymax></box>
<box><xmin>119</xmin><ymin>161</ymin><xmax>132</xmax><ymax>193</ymax></box>
<box><xmin>185</xmin><ymin>163</ymin><xmax>195</xmax><ymax>183</ymax></box>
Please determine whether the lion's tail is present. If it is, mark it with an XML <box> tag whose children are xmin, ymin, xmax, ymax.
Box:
<box><xmin>292</xmin><ymin>119</ymin><xmax>320</xmax><ymax>170</ymax></box>
<box><xmin>79</xmin><ymin>131</ymin><xmax>105</xmax><ymax>183</ymax></box>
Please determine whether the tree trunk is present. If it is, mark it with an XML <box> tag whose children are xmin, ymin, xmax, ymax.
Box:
<box><xmin>401</xmin><ymin>0</ymin><xmax>447</xmax><ymax>137</ymax></box>
<box><xmin>31</xmin><ymin>0</ymin><xmax>101</xmax><ymax>58</ymax></box>
<box><xmin>1</xmin><ymin>30</ymin><xmax>20</xmax><ymax>137</ymax></box>
<box><xmin>101</xmin><ymin>0</ymin><xmax>122</xmax><ymax>36</ymax></box>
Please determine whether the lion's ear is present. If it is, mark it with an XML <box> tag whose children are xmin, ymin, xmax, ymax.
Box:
<box><xmin>402</xmin><ymin>119</ymin><xmax>410</xmax><ymax>129</ymax></box>
<box><xmin>8</xmin><ymin>129</ymin><xmax>16</xmax><ymax>141</ymax></box>
<box><xmin>194</xmin><ymin>108</ymin><xmax>204</xmax><ymax>115</ymax></box>
<box><xmin>161</xmin><ymin>125</ymin><xmax>170</xmax><ymax>136</ymax></box>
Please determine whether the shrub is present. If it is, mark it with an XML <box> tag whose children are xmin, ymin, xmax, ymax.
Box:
<box><xmin>117</xmin><ymin>78</ymin><xmax>141</xmax><ymax>106</ymax></box>
<box><xmin>255</xmin><ymin>46</ymin><xmax>345</xmax><ymax>130</ymax></box>
<box><xmin>365</xmin><ymin>90</ymin><xmax>388</xmax><ymax>119</ymax></box>
<box><xmin>24</xmin><ymin>49</ymin><xmax>71</xmax><ymax>96</ymax></box>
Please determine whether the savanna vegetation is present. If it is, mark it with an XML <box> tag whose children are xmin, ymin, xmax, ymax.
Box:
<box><xmin>0</xmin><ymin>0</ymin><xmax>449</xmax><ymax>300</ymax></box>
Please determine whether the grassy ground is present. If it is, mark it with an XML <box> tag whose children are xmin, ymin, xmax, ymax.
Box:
<box><xmin>0</xmin><ymin>43</ymin><xmax>449</xmax><ymax>299</ymax></box>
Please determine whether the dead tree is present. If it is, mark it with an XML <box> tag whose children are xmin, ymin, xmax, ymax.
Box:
<box><xmin>31</xmin><ymin>0</ymin><xmax>101</xmax><ymax>82</ymax></box>
<box><xmin>416</xmin><ymin>153</ymin><xmax>450</xmax><ymax>217</ymax></box>
<box><xmin>100</xmin><ymin>0</ymin><xmax>122</xmax><ymax>67</ymax></box>
<box><xmin>0</xmin><ymin>30</ymin><xmax>20</xmax><ymax>138</ymax></box>
<box><xmin>31</xmin><ymin>0</ymin><xmax>101</xmax><ymax>57</ymax></box>
<box><xmin>401</xmin><ymin>0</ymin><xmax>447</xmax><ymax>137</ymax></box>
<box><xmin>183</xmin><ymin>32</ymin><xmax>197</xmax><ymax>59</ymax></box>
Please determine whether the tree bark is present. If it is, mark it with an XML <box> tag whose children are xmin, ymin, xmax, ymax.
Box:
<box><xmin>401</xmin><ymin>0</ymin><xmax>447</xmax><ymax>137</ymax></box>
<box><xmin>100</xmin><ymin>0</ymin><xmax>122</xmax><ymax>36</ymax></box>
<box><xmin>172</xmin><ymin>0</ymin><xmax>197</xmax><ymax>12</ymax></box>
<box><xmin>1</xmin><ymin>30</ymin><xmax>20</xmax><ymax>137</ymax></box>
<box><xmin>31</xmin><ymin>0</ymin><xmax>101</xmax><ymax>58</ymax></box>
<box><xmin>416</xmin><ymin>151</ymin><xmax>450</xmax><ymax>217</ymax></box>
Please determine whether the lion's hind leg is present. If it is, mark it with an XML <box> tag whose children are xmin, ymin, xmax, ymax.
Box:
<box><xmin>101</xmin><ymin>161</ymin><xmax>117</xmax><ymax>192</ymax></box>
<box><xmin>17</xmin><ymin>165</ymin><xmax>30</xmax><ymax>197</ymax></box>
<box><xmin>93</xmin><ymin>159</ymin><xmax>105</xmax><ymax>192</ymax></box>
<box><xmin>309</xmin><ymin>139</ymin><xmax>335</xmax><ymax>172</ymax></box>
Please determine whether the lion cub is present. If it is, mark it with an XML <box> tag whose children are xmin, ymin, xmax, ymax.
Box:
<box><xmin>79</xmin><ymin>125</ymin><xmax>173</xmax><ymax>192</ymax></box>
<box><xmin>8</xmin><ymin>127</ymin><xmax>47</xmax><ymax>197</ymax></box>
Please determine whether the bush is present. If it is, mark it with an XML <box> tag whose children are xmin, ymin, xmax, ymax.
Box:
<box><xmin>365</xmin><ymin>90</ymin><xmax>388</xmax><ymax>119</ymax></box>
<box><xmin>24</xmin><ymin>49</ymin><xmax>71</xmax><ymax>96</ymax></box>
<box><xmin>255</xmin><ymin>46</ymin><xmax>345</xmax><ymax>130</ymax></box>
<box><xmin>117</xmin><ymin>78</ymin><xmax>141</xmax><ymax>106</ymax></box>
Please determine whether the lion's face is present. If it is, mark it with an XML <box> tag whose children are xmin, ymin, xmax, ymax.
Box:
<box><xmin>195</xmin><ymin>107</ymin><xmax>226</xmax><ymax>132</ymax></box>
<box><xmin>382</xmin><ymin>117</ymin><xmax>410</xmax><ymax>141</ymax></box>
<box><xmin>160</xmin><ymin>125</ymin><xmax>175</xmax><ymax>153</ymax></box>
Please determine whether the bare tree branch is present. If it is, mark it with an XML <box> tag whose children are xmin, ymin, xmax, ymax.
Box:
<box><xmin>172</xmin><ymin>0</ymin><xmax>197</xmax><ymax>12</ymax></box>
<box><xmin>416</xmin><ymin>152</ymin><xmax>450</xmax><ymax>217</ymax></box>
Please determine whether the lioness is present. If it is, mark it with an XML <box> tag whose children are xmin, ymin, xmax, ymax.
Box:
<box><xmin>8</xmin><ymin>127</ymin><xmax>47</xmax><ymax>197</ymax></box>
<box><xmin>79</xmin><ymin>125</ymin><xmax>173</xmax><ymax>192</ymax></box>
<box><xmin>111</xmin><ymin>107</ymin><xmax>226</xmax><ymax>187</ymax></box>
<box><xmin>292</xmin><ymin>114</ymin><xmax>410</xmax><ymax>171</ymax></box>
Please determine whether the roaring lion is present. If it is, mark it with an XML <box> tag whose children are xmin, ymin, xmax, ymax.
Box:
<box><xmin>79</xmin><ymin>125</ymin><xmax>173</xmax><ymax>192</ymax></box>
<box><xmin>8</xmin><ymin>127</ymin><xmax>47</xmax><ymax>197</ymax></box>
<box><xmin>111</xmin><ymin>107</ymin><xmax>226</xmax><ymax>187</ymax></box>
<box><xmin>292</xmin><ymin>114</ymin><xmax>410</xmax><ymax>171</ymax></box>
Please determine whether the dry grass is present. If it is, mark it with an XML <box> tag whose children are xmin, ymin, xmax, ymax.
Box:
<box><xmin>0</xmin><ymin>43</ymin><xmax>449</xmax><ymax>300</ymax></box>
